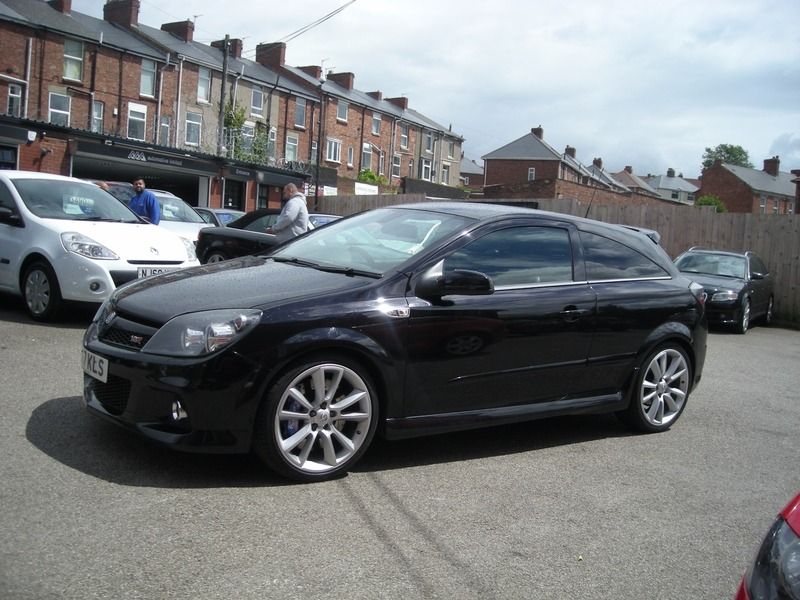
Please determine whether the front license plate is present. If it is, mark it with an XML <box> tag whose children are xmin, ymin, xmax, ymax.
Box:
<box><xmin>82</xmin><ymin>348</ymin><xmax>108</xmax><ymax>383</ymax></box>
<box><xmin>137</xmin><ymin>266</ymin><xmax>176</xmax><ymax>278</ymax></box>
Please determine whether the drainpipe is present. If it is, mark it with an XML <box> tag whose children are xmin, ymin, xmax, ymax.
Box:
<box><xmin>37</xmin><ymin>34</ymin><xmax>44</xmax><ymax>120</ymax></box>
<box><xmin>265</xmin><ymin>74</ymin><xmax>280</xmax><ymax>161</ymax></box>
<box><xmin>217</xmin><ymin>35</ymin><xmax>229</xmax><ymax>157</ymax></box>
<box><xmin>155</xmin><ymin>53</ymin><xmax>171</xmax><ymax>145</ymax></box>
<box><xmin>115</xmin><ymin>52</ymin><xmax>125</xmax><ymax>136</ymax></box>
<box><xmin>24</xmin><ymin>37</ymin><xmax>32</xmax><ymax>118</ymax></box>
<box><xmin>175</xmin><ymin>55</ymin><xmax>185</xmax><ymax>147</ymax></box>
<box><xmin>314</xmin><ymin>83</ymin><xmax>324</xmax><ymax>203</ymax></box>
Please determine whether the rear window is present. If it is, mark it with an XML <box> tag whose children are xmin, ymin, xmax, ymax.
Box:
<box><xmin>581</xmin><ymin>231</ymin><xmax>668</xmax><ymax>280</ymax></box>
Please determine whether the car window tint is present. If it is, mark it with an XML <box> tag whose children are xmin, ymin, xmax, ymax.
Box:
<box><xmin>445</xmin><ymin>226</ymin><xmax>573</xmax><ymax>287</ymax></box>
<box><xmin>245</xmin><ymin>214</ymin><xmax>278</xmax><ymax>231</ymax></box>
<box><xmin>197</xmin><ymin>210</ymin><xmax>214</xmax><ymax>224</ymax></box>
<box><xmin>750</xmin><ymin>255</ymin><xmax>767</xmax><ymax>275</ymax></box>
<box><xmin>581</xmin><ymin>231</ymin><xmax>668</xmax><ymax>280</ymax></box>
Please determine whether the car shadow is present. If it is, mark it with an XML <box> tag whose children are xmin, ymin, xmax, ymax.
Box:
<box><xmin>0</xmin><ymin>292</ymin><xmax>98</xmax><ymax>329</ymax></box>
<box><xmin>27</xmin><ymin>396</ymin><xmax>634</xmax><ymax>488</ymax></box>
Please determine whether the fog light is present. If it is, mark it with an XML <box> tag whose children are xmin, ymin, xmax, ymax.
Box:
<box><xmin>171</xmin><ymin>400</ymin><xmax>188</xmax><ymax>421</ymax></box>
<box><xmin>89</xmin><ymin>281</ymin><xmax>100</xmax><ymax>291</ymax></box>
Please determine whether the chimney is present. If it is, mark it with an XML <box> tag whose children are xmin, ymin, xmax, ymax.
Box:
<box><xmin>48</xmin><ymin>0</ymin><xmax>71</xmax><ymax>14</ymax></box>
<box><xmin>592</xmin><ymin>157</ymin><xmax>603</xmax><ymax>169</ymax></box>
<box><xmin>212</xmin><ymin>38</ymin><xmax>243</xmax><ymax>59</ymax></box>
<box><xmin>624</xmin><ymin>166</ymin><xmax>633</xmax><ymax>174</ymax></box>
<box><xmin>564</xmin><ymin>145</ymin><xmax>576</xmax><ymax>159</ymax></box>
<box><xmin>532</xmin><ymin>126</ymin><xmax>543</xmax><ymax>139</ymax></box>
<box><xmin>255</xmin><ymin>42</ymin><xmax>285</xmax><ymax>68</ymax></box>
<box><xmin>327</xmin><ymin>72</ymin><xmax>355</xmax><ymax>91</ymax></box>
<box><xmin>103</xmin><ymin>0</ymin><xmax>140</xmax><ymax>28</ymax></box>
<box><xmin>298</xmin><ymin>65</ymin><xmax>322</xmax><ymax>79</ymax></box>
<box><xmin>161</xmin><ymin>20</ymin><xmax>194</xmax><ymax>43</ymax></box>
<box><xmin>667</xmin><ymin>168</ymin><xmax>675</xmax><ymax>177</ymax></box>
<box><xmin>763</xmin><ymin>156</ymin><xmax>780</xmax><ymax>176</ymax></box>
<box><xmin>367</xmin><ymin>91</ymin><xmax>383</xmax><ymax>101</ymax></box>
<box><xmin>386</xmin><ymin>96</ymin><xmax>408</xmax><ymax>110</ymax></box>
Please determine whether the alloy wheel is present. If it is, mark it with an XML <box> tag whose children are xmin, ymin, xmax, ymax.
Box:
<box><xmin>25</xmin><ymin>268</ymin><xmax>51</xmax><ymax>316</ymax></box>
<box><xmin>639</xmin><ymin>348</ymin><xmax>689</xmax><ymax>427</ymax></box>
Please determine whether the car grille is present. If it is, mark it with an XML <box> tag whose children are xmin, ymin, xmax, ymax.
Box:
<box><xmin>90</xmin><ymin>374</ymin><xmax>130</xmax><ymax>416</ymax></box>
<box><xmin>100</xmin><ymin>324</ymin><xmax>152</xmax><ymax>350</ymax></box>
<box><xmin>110</xmin><ymin>270</ymin><xmax>138</xmax><ymax>287</ymax></box>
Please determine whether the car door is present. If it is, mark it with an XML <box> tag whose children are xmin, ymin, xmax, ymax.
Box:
<box><xmin>747</xmin><ymin>254</ymin><xmax>772</xmax><ymax>316</ymax></box>
<box><xmin>403</xmin><ymin>221</ymin><xmax>597</xmax><ymax>416</ymax></box>
<box><xmin>0</xmin><ymin>178</ymin><xmax>25</xmax><ymax>292</ymax></box>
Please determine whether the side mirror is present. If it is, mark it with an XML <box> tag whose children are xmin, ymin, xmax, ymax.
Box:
<box><xmin>0</xmin><ymin>206</ymin><xmax>22</xmax><ymax>226</ymax></box>
<box><xmin>416</xmin><ymin>261</ymin><xmax>494</xmax><ymax>300</ymax></box>
<box><xmin>751</xmin><ymin>272</ymin><xmax>765</xmax><ymax>280</ymax></box>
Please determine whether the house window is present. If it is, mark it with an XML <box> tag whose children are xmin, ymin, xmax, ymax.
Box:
<box><xmin>528</xmin><ymin>167</ymin><xmax>536</xmax><ymax>181</ymax></box>
<box><xmin>294</xmin><ymin>98</ymin><xmax>306</xmax><ymax>128</ymax></box>
<box><xmin>311</xmin><ymin>140</ymin><xmax>318</xmax><ymax>164</ymax></box>
<box><xmin>362</xmin><ymin>143</ymin><xmax>372</xmax><ymax>171</ymax></box>
<box><xmin>442</xmin><ymin>163</ymin><xmax>450</xmax><ymax>185</ymax></box>
<box><xmin>400</xmin><ymin>124</ymin><xmax>409</xmax><ymax>149</ymax></box>
<box><xmin>242</xmin><ymin>123</ymin><xmax>255</xmax><ymax>151</ymax></box>
<box><xmin>337</xmin><ymin>100</ymin><xmax>348</xmax><ymax>122</ymax></box>
<box><xmin>63</xmin><ymin>39</ymin><xmax>83</xmax><ymax>81</ymax></box>
<box><xmin>185</xmin><ymin>111</ymin><xmax>202</xmax><ymax>146</ymax></box>
<box><xmin>326</xmin><ymin>138</ymin><xmax>342</xmax><ymax>163</ymax></box>
<box><xmin>91</xmin><ymin>100</ymin><xmax>104</xmax><ymax>133</ymax></box>
<box><xmin>372</xmin><ymin>113</ymin><xmax>381</xmax><ymax>135</ymax></box>
<box><xmin>267</xmin><ymin>127</ymin><xmax>276</xmax><ymax>158</ymax></box>
<box><xmin>347</xmin><ymin>146</ymin><xmax>354</xmax><ymax>166</ymax></box>
<box><xmin>392</xmin><ymin>154</ymin><xmax>401</xmax><ymax>178</ymax></box>
<box><xmin>286</xmin><ymin>134</ymin><xmax>299</xmax><ymax>161</ymax></box>
<box><xmin>197</xmin><ymin>67</ymin><xmax>211</xmax><ymax>103</ymax></box>
<box><xmin>447</xmin><ymin>140</ymin><xmax>455</xmax><ymax>158</ymax></box>
<box><xmin>140</xmin><ymin>59</ymin><xmax>156</xmax><ymax>97</ymax></box>
<box><xmin>420</xmin><ymin>158</ymin><xmax>432</xmax><ymax>181</ymax></box>
<box><xmin>48</xmin><ymin>92</ymin><xmax>70</xmax><ymax>126</ymax></box>
<box><xmin>759</xmin><ymin>194</ymin><xmax>767</xmax><ymax>214</ymax></box>
<box><xmin>0</xmin><ymin>145</ymin><xmax>17</xmax><ymax>170</ymax></box>
<box><xmin>7</xmin><ymin>84</ymin><xmax>22</xmax><ymax>117</ymax></box>
<box><xmin>424</xmin><ymin>132</ymin><xmax>433</xmax><ymax>153</ymax></box>
<box><xmin>788</xmin><ymin>202</ymin><xmax>795</xmax><ymax>215</ymax></box>
<box><xmin>251</xmin><ymin>88</ymin><xmax>263</xmax><ymax>116</ymax></box>
<box><xmin>773</xmin><ymin>199</ymin><xmax>779</xmax><ymax>214</ymax></box>
<box><xmin>379</xmin><ymin>151</ymin><xmax>385</xmax><ymax>175</ymax></box>
<box><xmin>671</xmin><ymin>190</ymin><xmax>679</xmax><ymax>200</ymax></box>
<box><xmin>127</xmin><ymin>102</ymin><xmax>147</xmax><ymax>141</ymax></box>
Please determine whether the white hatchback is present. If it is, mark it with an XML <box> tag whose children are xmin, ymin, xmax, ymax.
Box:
<box><xmin>0</xmin><ymin>171</ymin><xmax>200</xmax><ymax>320</ymax></box>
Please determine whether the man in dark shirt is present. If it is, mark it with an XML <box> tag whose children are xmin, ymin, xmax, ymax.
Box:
<box><xmin>129</xmin><ymin>176</ymin><xmax>160</xmax><ymax>224</ymax></box>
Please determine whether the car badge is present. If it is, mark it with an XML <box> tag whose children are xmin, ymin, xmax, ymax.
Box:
<box><xmin>104</xmin><ymin>310</ymin><xmax>116</xmax><ymax>326</ymax></box>
<box><xmin>150</xmin><ymin>247</ymin><xmax>159</xmax><ymax>256</ymax></box>
<box><xmin>130</xmin><ymin>334</ymin><xmax>144</xmax><ymax>346</ymax></box>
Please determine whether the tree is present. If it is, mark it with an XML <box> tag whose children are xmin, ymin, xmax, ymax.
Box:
<box><xmin>695</xmin><ymin>194</ymin><xmax>727</xmax><ymax>213</ymax></box>
<box><xmin>702</xmin><ymin>144</ymin><xmax>753</xmax><ymax>170</ymax></box>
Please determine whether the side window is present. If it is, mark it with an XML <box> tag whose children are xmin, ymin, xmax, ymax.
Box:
<box><xmin>245</xmin><ymin>214</ymin><xmax>277</xmax><ymax>232</ymax></box>
<box><xmin>580</xmin><ymin>231</ymin><xmax>668</xmax><ymax>280</ymax></box>
<box><xmin>0</xmin><ymin>180</ymin><xmax>17</xmax><ymax>211</ymax></box>
<box><xmin>749</xmin><ymin>255</ymin><xmax>768</xmax><ymax>275</ymax></box>
<box><xmin>444</xmin><ymin>226</ymin><xmax>573</xmax><ymax>287</ymax></box>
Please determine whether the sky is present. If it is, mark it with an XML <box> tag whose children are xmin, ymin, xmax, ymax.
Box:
<box><xmin>71</xmin><ymin>0</ymin><xmax>800</xmax><ymax>178</ymax></box>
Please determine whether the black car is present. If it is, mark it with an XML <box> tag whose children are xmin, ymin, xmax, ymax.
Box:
<box><xmin>195</xmin><ymin>209</ymin><xmax>340</xmax><ymax>263</ymax></box>
<box><xmin>674</xmin><ymin>248</ymin><xmax>774</xmax><ymax>334</ymax></box>
<box><xmin>82</xmin><ymin>203</ymin><xmax>708</xmax><ymax>482</ymax></box>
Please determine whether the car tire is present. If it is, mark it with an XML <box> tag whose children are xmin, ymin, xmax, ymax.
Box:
<box><xmin>253</xmin><ymin>354</ymin><xmax>379</xmax><ymax>482</ymax></box>
<box><xmin>762</xmin><ymin>296</ymin><xmax>774</xmax><ymax>325</ymax></box>
<box><xmin>204</xmin><ymin>251</ymin><xmax>228</xmax><ymax>264</ymax></box>
<box><xmin>737</xmin><ymin>298</ymin><xmax>750</xmax><ymax>334</ymax></box>
<box><xmin>618</xmin><ymin>343</ymin><xmax>691</xmax><ymax>433</ymax></box>
<box><xmin>22</xmin><ymin>260</ymin><xmax>63</xmax><ymax>321</ymax></box>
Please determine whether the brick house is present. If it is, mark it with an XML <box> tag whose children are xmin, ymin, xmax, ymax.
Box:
<box><xmin>697</xmin><ymin>157</ymin><xmax>797</xmax><ymax>214</ymax></box>
<box><xmin>643</xmin><ymin>168</ymin><xmax>698</xmax><ymax>205</ymax></box>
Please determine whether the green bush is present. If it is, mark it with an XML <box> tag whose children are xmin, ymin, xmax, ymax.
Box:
<box><xmin>695</xmin><ymin>194</ymin><xmax>727</xmax><ymax>213</ymax></box>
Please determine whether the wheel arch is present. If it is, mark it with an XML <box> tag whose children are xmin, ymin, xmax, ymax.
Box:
<box><xmin>18</xmin><ymin>252</ymin><xmax>57</xmax><ymax>293</ymax></box>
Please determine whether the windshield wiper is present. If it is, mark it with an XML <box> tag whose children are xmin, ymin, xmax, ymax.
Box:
<box><xmin>79</xmin><ymin>216</ymin><xmax>128</xmax><ymax>222</ymax></box>
<box><xmin>273</xmin><ymin>255</ymin><xmax>381</xmax><ymax>278</ymax></box>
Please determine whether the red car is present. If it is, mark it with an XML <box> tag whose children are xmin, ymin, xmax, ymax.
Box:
<box><xmin>735</xmin><ymin>492</ymin><xmax>800</xmax><ymax>599</ymax></box>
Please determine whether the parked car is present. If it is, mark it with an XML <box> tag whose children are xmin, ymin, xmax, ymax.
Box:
<box><xmin>195</xmin><ymin>209</ymin><xmax>340</xmax><ymax>263</ymax></box>
<box><xmin>194</xmin><ymin>207</ymin><xmax>245</xmax><ymax>227</ymax></box>
<box><xmin>674</xmin><ymin>247</ymin><xmax>774</xmax><ymax>334</ymax></box>
<box><xmin>82</xmin><ymin>203</ymin><xmax>707</xmax><ymax>482</ymax></box>
<box><xmin>150</xmin><ymin>190</ymin><xmax>210</xmax><ymax>244</ymax></box>
<box><xmin>734</xmin><ymin>491</ymin><xmax>800</xmax><ymax>600</ymax></box>
<box><xmin>0</xmin><ymin>171</ymin><xmax>199</xmax><ymax>321</ymax></box>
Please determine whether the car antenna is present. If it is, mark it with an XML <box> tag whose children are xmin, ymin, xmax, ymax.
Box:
<box><xmin>584</xmin><ymin>187</ymin><xmax>597</xmax><ymax>219</ymax></box>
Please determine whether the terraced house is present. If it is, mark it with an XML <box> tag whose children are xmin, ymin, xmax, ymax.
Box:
<box><xmin>0</xmin><ymin>0</ymin><xmax>464</xmax><ymax>209</ymax></box>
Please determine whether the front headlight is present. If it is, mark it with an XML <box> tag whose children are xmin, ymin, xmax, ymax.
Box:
<box><xmin>710</xmin><ymin>290</ymin><xmax>738</xmax><ymax>302</ymax></box>
<box><xmin>61</xmin><ymin>232</ymin><xmax>119</xmax><ymax>260</ymax></box>
<box><xmin>142</xmin><ymin>309</ymin><xmax>262</xmax><ymax>357</ymax></box>
<box><xmin>180</xmin><ymin>237</ymin><xmax>197</xmax><ymax>261</ymax></box>
<box><xmin>746</xmin><ymin>517</ymin><xmax>800</xmax><ymax>600</ymax></box>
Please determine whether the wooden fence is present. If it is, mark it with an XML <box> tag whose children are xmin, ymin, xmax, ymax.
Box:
<box><xmin>315</xmin><ymin>194</ymin><xmax>800</xmax><ymax>325</ymax></box>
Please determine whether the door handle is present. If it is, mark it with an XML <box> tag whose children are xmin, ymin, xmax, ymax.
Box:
<box><xmin>560</xmin><ymin>306</ymin><xmax>589</xmax><ymax>323</ymax></box>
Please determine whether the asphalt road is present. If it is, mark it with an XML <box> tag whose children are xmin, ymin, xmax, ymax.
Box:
<box><xmin>1</xmin><ymin>295</ymin><xmax>798</xmax><ymax>600</ymax></box>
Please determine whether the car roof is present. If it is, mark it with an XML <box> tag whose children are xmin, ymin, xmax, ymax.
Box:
<box><xmin>679</xmin><ymin>248</ymin><xmax>751</xmax><ymax>258</ymax></box>
<box><xmin>0</xmin><ymin>170</ymin><xmax>88</xmax><ymax>182</ymax></box>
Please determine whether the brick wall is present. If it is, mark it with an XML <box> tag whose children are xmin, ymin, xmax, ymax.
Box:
<box><xmin>697</xmin><ymin>163</ymin><xmax>755</xmax><ymax>212</ymax></box>
<box><xmin>484</xmin><ymin>159</ymin><xmax>560</xmax><ymax>186</ymax></box>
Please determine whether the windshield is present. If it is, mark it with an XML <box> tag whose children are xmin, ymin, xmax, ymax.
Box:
<box><xmin>675</xmin><ymin>253</ymin><xmax>746</xmax><ymax>279</ymax></box>
<box><xmin>156</xmin><ymin>195</ymin><xmax>205</xmax><ymax>223</ymax></box>
<box><xmin>12</xmin><ymin>179</ymin><xmax>141</xmax><ymax>222</ymax></box>
<box><xmin>271</xmin><ymin>207</ymin><xmax>474</xmax><ymax>275</ymax></box>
